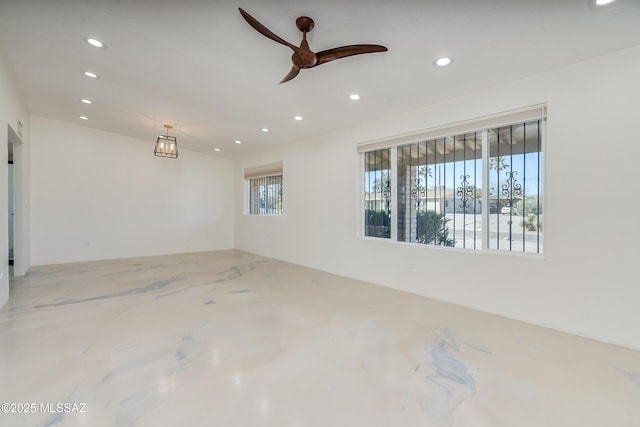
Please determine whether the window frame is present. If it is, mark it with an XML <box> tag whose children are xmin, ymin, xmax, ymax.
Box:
<box><xmin>359</xmin><ymin>105</ymin><xmax>546</xmax><ymax>256</ymax></box>
<box><xmin>244</xmin><ymin>161</ymin><xmax>284</xmax><ymax>216</ymax></box>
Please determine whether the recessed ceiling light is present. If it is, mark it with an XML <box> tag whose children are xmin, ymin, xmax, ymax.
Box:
<box><xmin>214</xmin><ymin>148</ymin><xmax>221</xmax><ymax>152</ymax></box>
<box><xmin>294</xmin><ymin>115</ymin><xmax>303</xmax><ymax>121</ymax></box>
<box><xmin>85</xmin><ymin>37</ymin><xmax>104</xmax><ymax>48</ymax></box>
<box><xmin>434</xmin><ymin>57</ymin><xmax>452</xmax><ymax>67</ymax></box>
<box><xmin>234</xmin><ymin>140</ymin><xmax>242</xmax><ymax>144</ymax></box>
<box><xmin>79</xmin><ymin>116</ymin><xmax>89</xmax><ymax>120</ymax></box>
<box><xmin>261</xmin><ymin>128</ymin><xmax>270</xmax><ymax>133</ymax></box>
<box><xmin>589</xmin><ymin>0</ymin><xmax>616</xmax><ymax>8</ymax></box>
<box><xmin>349</xmin><ymin>94</ymin><xmax>361</xmax><ymax>101</ymax></box>
<box><xmin>80</xmin><ymin>98</ymin><xmax>92</xmax><ymax>104</ymax></box>
<box><xmin>83</xmin><ymin>71</ymin><xmax>99</xmax><ymax>79</ymax></box>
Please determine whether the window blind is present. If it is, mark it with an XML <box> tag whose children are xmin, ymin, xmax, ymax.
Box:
<box><xmin>357</xmin><ymin>104</ymin><xmax>546</xmax><ymax>153</ymax></box>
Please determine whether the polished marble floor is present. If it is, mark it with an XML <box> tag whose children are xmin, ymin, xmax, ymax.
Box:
<box><xmin>1</xmin><ymin>250</ymin><xmax>639</xmax><ymax>427</ymax></box>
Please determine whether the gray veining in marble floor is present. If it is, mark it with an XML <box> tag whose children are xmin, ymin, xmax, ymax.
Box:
<box><xmin>1</xmin><ymin>250</ymin><xmax>638</xmax><ymax>427</ymax></box>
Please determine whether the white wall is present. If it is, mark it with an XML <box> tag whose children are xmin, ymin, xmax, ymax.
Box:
<box><xmin>30</xmin><ymin>117</ymin><xmax>234</xmax><ymax>265</ymax></box>
<box><xmin>236</xmin><ymin>45</ymin><xmax>640</xmax><ymax>351</ymax></box>
<box><xmin>0</xmin><ymin>54</ymin><xmax>30</xmax><ymax>311</ymax></box>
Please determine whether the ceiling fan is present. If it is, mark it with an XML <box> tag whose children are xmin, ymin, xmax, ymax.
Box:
<box><xmin>239</xmin><ymin>8</ymin><xmax>388</xmax><ymax>84</ymax></box>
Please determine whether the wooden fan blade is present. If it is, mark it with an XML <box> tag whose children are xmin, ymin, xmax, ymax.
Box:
<box><xmin>315</xmin><ymin>44</ymin><xmax>388</xmax><ymax>66</ymax></box>
<box><xmin>280</xmin><ymin>66</ymin><xmax>301</xmax><ymax>84</ymax></box>
<box><xmin>239</xmin><ymin>8</ymin><xmax>298</xmax><ymax>51</ymax></box>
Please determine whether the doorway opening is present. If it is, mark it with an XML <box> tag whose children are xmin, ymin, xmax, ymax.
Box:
<box><xmin>8</xmin><ymin>152</ymin><xmax>13</xmax><ymax>269</ymax></box>
<box><xmin>7</xmin><ymin>125</ymin><xmax>24</xmax><ymax>277</ymax></box>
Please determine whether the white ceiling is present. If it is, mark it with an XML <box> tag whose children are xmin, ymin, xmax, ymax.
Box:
<box><xmin>1</xmin><ymin>0</ymin><xmax>639</xmax><ymax>160</ymax></box>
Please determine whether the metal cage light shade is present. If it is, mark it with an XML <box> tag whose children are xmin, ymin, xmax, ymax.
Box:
<box><xmin>154</xmin><ymin>123</ymin><xmax>178</xmax><ymax>158</ymax></box>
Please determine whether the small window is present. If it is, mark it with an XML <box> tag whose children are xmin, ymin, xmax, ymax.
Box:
<box><xmin>487</xmin><ymin>121</ymin><xmax>543</xmax><ymax>253</ymax></box>
<box><xmin>364</xmin><ymin>149</ymin><xmax>391</xmax><ymax>238</ymax></box>
<box><xmin>245</xmin><ymin>162</ymin><xmax>283</xmax><ymax>215</ymax></box>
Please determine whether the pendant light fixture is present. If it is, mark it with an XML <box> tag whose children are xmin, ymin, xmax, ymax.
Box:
<box><xmin>154</xmin><ymin>123</ymin><xmax>178</xmax><ymax>158</ymax></box>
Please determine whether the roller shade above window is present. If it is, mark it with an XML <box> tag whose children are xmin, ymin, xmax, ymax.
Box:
<box><xmin>357</xmin><ymin>104</ymin><xmax>546</xmax><ymax>153</ymax></box>
<box><xmin>244</xmin><ymin>161</ymin><xmax>283</xmax><ymax>179</ymax></box>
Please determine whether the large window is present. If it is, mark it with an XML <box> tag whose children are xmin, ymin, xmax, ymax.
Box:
<box><xmin>397</xmin><ymin>131</ymin><xmax>483</xmax><ymax>249</ymax></box>
<box><xmin>245</xmin><ymin>162</ymin><xmax>283</xmax><ymax>215</ymax></box>
<box><xmin>361</xmin><ymin>107</ymin><xmax>544</xmax><ymax>254</ymax></box>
